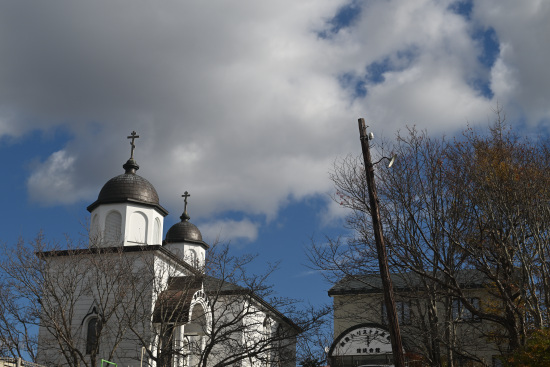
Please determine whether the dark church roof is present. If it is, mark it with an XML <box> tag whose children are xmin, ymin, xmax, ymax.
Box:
<box><xmin>87</xmin><ymin>158</ymin><xmax>168</xmax><ymax>215</ymax></box>
<box><xmin>164</xmin><ymin>196</ymin><xmax>208</xmax><ymax>248</ymax></box>
<box><xmin>154</xmin><ymin>275</ymin><xmax>302</xmax><ymax>332</ymax></box>
<box><xmin>328</xmin><ymin>269</ymin><xmax>488</xmax><ymax>296</ymax></box>
<box><xmin>153</xmin><ymin>276</ymin><xmax>203</xmax><ymax>324</ymax></box>
<box><xmin>152</xmin><ymin>276</ymin><xmax>250</xmax><ymax>323</ymax></box>
<box><xmin>165</xmin><ymin>220</ymin><xmax>205</xmax><ymax>244</ymax></box>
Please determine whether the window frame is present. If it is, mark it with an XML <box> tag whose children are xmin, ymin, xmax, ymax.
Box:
<box><xmin>381</xmin><ymin>300</ymin><xmax>411</xmax><ymax>325</ymax></box>
<box><xmin>86</xmin><ymin>316</ymin><xmax>100</xmax><ymax>355</ymax></box>
<box><xmin>452</xmin><ymin>297</ymin><xmax>481</xmax><ymax>323</ymax></box>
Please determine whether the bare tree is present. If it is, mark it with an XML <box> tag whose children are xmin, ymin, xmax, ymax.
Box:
<box><xmin>0</xmin><ymin>233</ymin><xmax>140</xmax><ymax>366</ymax></box>
<box><xmin>0</xmin><ymin>233</ymin><xmax>326</xmax><ymax>367</ymax></box>
<box><xmin>295</xmin><ymin>305</ymin><xmax>333</xmax><ymax>366</ymax></box>
<box><xmin>309</xmin><ymin>110</ymin><xmax>550</xmax><ymax>366</ymax></box>
<box><xmin>123</xmin><ymin>243</ymin><xmax>308</xmax><ymax>367</ymax></box>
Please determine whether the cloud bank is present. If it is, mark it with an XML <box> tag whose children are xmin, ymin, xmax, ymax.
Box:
<box><xmin>0</xmin><ymin>0</ymin><xmax>548</xmax><ymax>241</ymax></box>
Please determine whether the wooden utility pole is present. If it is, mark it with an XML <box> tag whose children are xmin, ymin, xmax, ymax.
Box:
<box><xmin>357</xmin><ymin>118</ymin><xmax>405</xmax><ymax>367</ymax></box>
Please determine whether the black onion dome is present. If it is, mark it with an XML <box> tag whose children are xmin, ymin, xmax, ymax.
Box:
<box><xmin>165</xmin><ymin>220</ymin><xmax>203</xmax><ymax>243</ymax></box>
<box><xmin>97</xmin><ymin>173</ymin><xmax>159</xmax><ymax>203</ymax></box>
<box><xmin>87</xmin><ymin>158</ymin><xmax>168</xmax><ymax>216</ymax></box>
<box><xmin>164</xmin><ymin>208</ymin><xmax>208</xmax><ymax>248</ymax></box>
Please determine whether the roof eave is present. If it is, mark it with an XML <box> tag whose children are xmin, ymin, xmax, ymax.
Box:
<box><xmin>87</xmin><ymin>198</ymin><xmax>169</xmax><ymax>216</ymax></box>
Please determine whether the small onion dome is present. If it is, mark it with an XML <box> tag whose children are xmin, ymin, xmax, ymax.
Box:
<box><xmin>87</xmin><ymin>158</ymin><xmax>168</xmax><ymax>216</ymax></box>
<box><xmin>164</xmin><ymin>211</ymin><xmax>209</xmax><ymax>248</ymax></box>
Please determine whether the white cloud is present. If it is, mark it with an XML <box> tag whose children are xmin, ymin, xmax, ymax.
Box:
<box><xmin>320</xmin><ymin>198</ymin><xmax>350</xmax><ymax>229</ymax></box>
<box><xmin>27</xmin><ymin>150</ymin><xmax>94</xmax><ymax>205</ymax></box>
<box><xmin>0</xmin><ymin>0</ymin><xmax>547</xmax><ymax>227</ymax></box>
<box><xmin>473</xmin><ymin>0</ymin><xmax>550</xmax><ymax>125</ymax></box>
<box><xmin>199</xmin><ymin>219</ymin><xmax>260</xmax><ymax>245</ymax></box>
<box><xmin>490</xmin><ymin>43</ymin><xmax>519</xmax><ymax>100</ymax></box>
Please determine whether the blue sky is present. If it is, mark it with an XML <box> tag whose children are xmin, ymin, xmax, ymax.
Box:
<box><xmin>1</xmin><ymin>0</ymin><xmax>550</xmax><ymax>309</ymax></box>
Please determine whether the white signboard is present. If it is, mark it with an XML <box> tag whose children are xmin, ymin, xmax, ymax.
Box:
<box><xmin>332</xmin><ymin>325</ymin><xmax>392</xmax><ymax>356</ymax></box>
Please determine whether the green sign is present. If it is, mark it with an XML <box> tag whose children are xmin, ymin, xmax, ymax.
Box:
<box><xmin>101</xmin><ymin>360</ymin><xmax>117</xmax><ymax>367</ymax></box>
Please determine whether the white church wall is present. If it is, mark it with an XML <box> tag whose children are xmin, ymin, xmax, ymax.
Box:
<box><xmin>201</xmin><ymin>297</ymin><xmax>296</xmax><ymax>367</ymax></box>
<box><xmin>244</xmin><ymin>300</ymin><xmax>297</xmax><ymax>367</ymax></box>
<box><xmin>37</xmin><ymin>246</ymin><xmax>297</xmax><ymax>367</ymax></box>
<box><xmin>118</xmin><ymin>251</ymin><xmax>157</xmax><ymax>365</ymax></box>
<box><xmin>241</xmin><ymin>300</ymin><xmax>297</xmax><ymax>367</ymax></box>
<box><xmin>177</xmin><ymin>295</ymin><xmax>211</xmax><ymax>367</ymax></box>
<box><xmin>164</xmin><ymin>242</ymin><xmax>206</xmax><ymax>269</ymax></box>
<box><xmin>89</xmin><ymin>203</ymin><xmax>164</xmax><ymax>247</ymax></box>
<box><xmin>153</xmin><ymin>253</ymin><xmax>187</xmax><ymax>288</ymax></box>
<box><xmin>89</xmin><ymin>204</ymin><xmax>125</xmax><ymax>246</ymax></box>
<box><xmin>201</xmin><ymin>296</ymin><xmax>268</xmax><ymax>367</ymax></box>
<box><xmin>91</xmin><ymin>213</ymin><xmax>100</xmax><ymax>240</ymax></box>
<box><xmin>153</xmin><ymin>218</ymin><xmax>161</xmax><ymax>246</ymax></box>
<box><xmin>278</xmin><ymin>324</ymin><xmax>298</xmax><ymax>367</ymax></box>
<box><xmin>35</xmin><ymin>137</ymin><xmax>298</xmax><ymax>367</ymax></box>
<box><xmin>105</xmin><ymin>210</ymin><xmax>123</xmax><ymax>243</ymax></box>
<box><xmin>36</xmin><ymin>247</ymin><xmax>298</xmax><ymax>367</ymax></box>
<box><xmin>242</xmin><ymin>301</ymin><xmax>265</xmax><ymax>367</ymax></box>
<box><xmin>185</xmin><ymin>243</ymin><xmax>205</xmax><ymax>268</ymax></box>
<box><xmin>162</xmin><ymin>243</ymin><xmax>185</xmax><ymax>263</ymax></box>
<box><xmin>128</xmin><ymin>211</ymin><xmax>148</xmax><ymax>245</ymax></box>
<box><xmin>37</xmin><ymin>255</ymin><xmax>94</xmax><ymax>365</ymax></box>
<box><xmin>96</xmin><ymin>250</ymin><xmax>160</xmax><ymax>366</ymax></box>
<box><xmin>36</xmin><ymin>250</ymin><xmax>165</xmax><ymax>367</ymax></box>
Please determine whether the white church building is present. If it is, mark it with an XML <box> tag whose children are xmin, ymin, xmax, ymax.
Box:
<box><xmin>36</xmin><ymin>132</ymin><xmax>299</xmax><ymax>367</ymax></box>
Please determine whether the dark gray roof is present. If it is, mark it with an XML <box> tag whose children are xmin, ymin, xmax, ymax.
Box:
<box><xmin>164</xmin><ymin>205</ymin><xmax>208</xmax><ymax>248</ymax></box>
<box><xmin>153</xmin><ymin>276</ymin><xmax>248</xmax><ymax>323</ymax></box>
<box><xmin>87</xmin><ymin>158</ymin><xmax>168</xmax><ymax>215</ymax></box>
<box><xmin>37</xmin><ymin>245</ymin><xmax>201</xmax><ymax>276</ymax></box>
<box><xmin>328</xmin><ymin>269</ymin><xmax>488</xmax><ymax>296</ymax></box>
<box><xmin>153</xmin><ymin>277</ymin><xmax>203</xmax><ymax>323</ymax></box>
<box><xmin>165</xmin><ymin>220</ymin><xmax>207</xmax><ymax>247</ymax></box>
<box><xmin>158</xmin><ymin>275</ymin><xmax>302</xmax><ymax>332</ymax></box>
<box><xmin>166</xmin><ymin>275</ymin><xmax>246</xmax><ymax>294</ymax></box>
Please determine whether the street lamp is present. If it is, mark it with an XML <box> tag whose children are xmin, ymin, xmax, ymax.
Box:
<box><xmin>357</xmin><ymin>118</ymin><xmax>405</xmax><ymax>367</ymax></box>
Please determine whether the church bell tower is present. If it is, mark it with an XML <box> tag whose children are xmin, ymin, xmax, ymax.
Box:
<box><xmin>164</xmin><ymin>191</ymin><xmax>209</xmax><ymax>268</ymax></box>
<box><xmin>87</xmin><ymin>131</ymin><xmax>169</xmax><ymax>247</ymax></box>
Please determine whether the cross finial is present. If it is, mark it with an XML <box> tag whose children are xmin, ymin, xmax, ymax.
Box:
<box><xmin>127</xmin><ymin>131</ymin><xmax>140</xmax><ymax>159</ymax></box>
<box><xmin>181</xmin><ymin>191</ymin><xmax>191</xmax><ymax>221</ymax></box>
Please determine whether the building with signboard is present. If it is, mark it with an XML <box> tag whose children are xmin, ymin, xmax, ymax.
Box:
<box><xmin>327</xmin><ymin>272</ymin><xmax>504</xmax><ymax>367</ymax></box>
<box><xmin>329</xmin><ymin>323</ymin><xmax>394</xmax><ymax>366</ymax></box>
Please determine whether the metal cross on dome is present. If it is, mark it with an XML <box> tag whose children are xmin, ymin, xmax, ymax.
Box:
<box><xmin>182</xmin><ymin>191</ymin><xmax>191</xmax><ymax>213</ymax></box>
<box><xmin>180</xmin><ymin>191</ymin><xmax>191</xmax><ymax>221</ymax></box>
<box><xmin>127</xmin><ymin>131</ymin><xmax>140</xmax><ymax>159</ymax></box>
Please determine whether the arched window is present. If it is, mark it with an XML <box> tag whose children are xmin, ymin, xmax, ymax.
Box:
<box><xmin>90</xmin><ymin>214</ymin><xmax>100</xmax><ymax>244</ymax></box>
<box><xmin>86</xmin><ymin>317</ymin><xmax>99</xmax><ymax>354</ymax></box>
<box><xmin>263</xmin><ymin>317</ymin><xmax>278</xmax><ymax>366</ymax></box>
<box><xmin>188</xmin><ymin>249</ymin><xmax>198</xmax><ymax>268</ymax></box>
<box><xmin>263</xmin><ymin>317</ymin><xmax>272</xmax><ymax>339</ymax></box>
<box><xmin>186</xmin><ymin>301</ymin><xmax>208</xmax><ymax>366</ymax></box>
<box><xmin>105</xmin><ymin>211</ymin><xmax>122</xmax><ymax>244</ymax></box>
<box><xmin>154</xmin><ymin>218</ymin><xmax>161</xmax><ymax>245</ymax></box>
<box><xmin>129</xmin><ymin>211</ymin><xmax>148</xmax><ymax>244</ymax></box>
<box><xmin>274</xmin><ymin>324</ymin><xmax>284</xmax><ymax>365</ymax></box>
